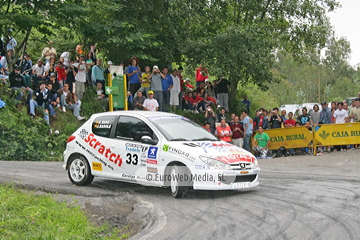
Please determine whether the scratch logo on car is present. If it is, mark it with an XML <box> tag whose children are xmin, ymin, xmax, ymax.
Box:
<box><xmin>84</xmin><ymin>133</ymin><xmax>123</xmax><ymax>167</ymax></box>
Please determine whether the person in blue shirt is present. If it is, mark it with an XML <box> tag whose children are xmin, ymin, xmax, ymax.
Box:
<box><xmin>241</xmin><ymin>95</ymin><xmax>251</xmax><ymax>113</ymax></box>
<box><xmin>320</xmin><ymin>101</ymin><xmax>332</xmax><ymax>124</ymax></box>
<box><xmin>127</xmin><ymin>58</ymin><xmax>141</xmax><ymax>96</ymax></box>
<box><xmin>242</xmin><ymin>110</ymin><xmax>253</xmax><ymax>152</ymax></box>
<box><xmin>160</xmin><ymin>67</ymin><xmax>173</xmax><ymax>111</ymax></box>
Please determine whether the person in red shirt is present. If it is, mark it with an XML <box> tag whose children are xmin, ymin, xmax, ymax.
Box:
<box><xmin>184</xmin><ymin>92</ymin><xmax>194</xmax><ymax>110</ymax></box>
<box><xmin>215</xmin><ymin>119</ymin><xmax>233</xmax><ymax>143</ymax></box>
<box><xmin>284</xmin><ymin>111</ymin><xmax>296</xmax><ymax>155</ymax></box>
<box><xmin>185</xmin><ymin>78</ymin><xmax>194</xmax><ymax>91</ymax></box>
<box><xmin>195</xmin><ymin>63</ymin><xmax>208</xmax><ymax>87</ymax></box>
<box><xmin>230</xmin><ymin>116</ymin><xmax>244</xmax><ymax>148</ymax></box>
<box><xmin>203</xmin><ymin>122</ymin><xmax>211</xmax><ymax>132</ymax></box>
<box><xmin>284</xmin><ymin>112</ymin><xmax>296</xmax><ymax>127</ymax></box>
<box><xmin>191</xmin><ymin>91</ymin><xmax>206</xmax><ymax>113</ymax></box>
<box><xmin>55</xmin><ymin>61</ymin><xmax>66</xmax><ymax>89</ymax></box>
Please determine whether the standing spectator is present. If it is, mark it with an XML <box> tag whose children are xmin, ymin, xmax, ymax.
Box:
<box><xmin>254</xmin><ymin>110</ymin><xmax>268</xmax><ymax>130</ymax></box>
<box><xmin>55</xmin><ymin>61</ymin><xmax>66</xmax><ymax>89</ymax></box>
<box><xmin>133</xmin><ymin>91</ymin><xmax>146</xmax><ymax>110</ymax></box>
<box><xmin>74</xmin><ymin>56</ymin><xmax>87</xmax><ymax>108</ymax></box>
<box><xmin>297</xmin><ymin>108</ymin><xmax>311</xmax><ymax>126</ymax></box>
<box><xmin>16</xmin><ymin>54</ymin><xmax>32</xmax><ymax>88</ymax></box>
<box><xmin>139</xmin><ymin>66</ymin><xmax>151</xmax><ymax>97</ymax></box>
<box><xmin>204</xmin><ymin>106</ymin><xmax>216</xmax><ymax>133</ymax></box>
<box><xmin>65</xmin><ymin>59</ymin><xmax>76</xmax><ymax>93</ymax></box>
<box><xmin>252</xmin><ymin>126</ymin><xmax>270</xmax><ymax>158</ymax></box>
<box><xmin>229</xmin><ymin>113</ymin><xmax>236</xmax><ymax>125</ymax></box>
<box><xmin>242</xmin><ymin>110</ymin><xmax>253</xmax><ymax>152</ymax></box>
<box><xmin>85</xmin><ymin>51</ymin><xmax>96</xmax><ymax>86</ymax></box>
<box><xmin>104</xmin><ymin>61</ymin><xmax>112</xmax><ymax>76</ymax></box>
<box><xmin>57</xmin><ymin>83</ymin><xmax>84</xmax><ymax>120</ymax></box>
<box><xmin>269</xmin><ymin>108</ymin><xmax>283</xmax><ymax>129</ymax></box>
<box><xmin>143</xmin><ymin>91</ymin><xmax>159</xmax><ymax>111</ymax></box>
<box><xmin>215</xmin><ymin>119</ymin><xmax>232</xmax><ymax>143</ymax></box>
<box><xmin>284</xmin><ymin>112</ymin><xmax>296</xmax><ymax>155</ymax></box>
<box><xmin>284</xmin><ymin>112</ymin><xmax>296</xmax><ymax>127</ymax></box>
<box><xmin>149</xmin><ymin>65</ymin><xmax>163</xmax><ymax>112</ymax></box>
<box><xmin>1</xmin><ymin>29</ymin><xmax>17</xmax><ymax>52</ymax></box>
<box><xmin>319</xmin><ymin>101</ymin><xmax>332</xmax><ymax>124</ymax></box>
<box><xmin>177</xmin><ymin>66</ymin><xmax>184</xmax><ymax>110</ymax></box>
<box><xmin>241</xmin><ymin>95</ymin><xmax>251</xmax><ymax>113</ymax></box>
<box><xmin>170</xmin><ymin>69</ymin><xmax>180</xmax><ymax>112</ymax></box>
<box><xmin>217</xmin><ymin>107</ymin><xmax>227</xmax><ymax>122</ymax></box>
<box><xmin>127</xmin><ymin>58</ymin><xmax>141</xmax><ymax>96</ymax></box>
<box><xmin>91</xmin><ymin>58</ymin><xmax>105</xmax><ymax>88</ymax></box>
<box><xmin>334</xmin><ymin>102</ymin><xmax>348</xmax><ymax>151</ymax></box>
<box><xmin>230</xmin><ymin>116</ymin><xmax>244</xmax><ymax>148</ymax></box>
<box><xmin>310</xmin><ymin>104</ymin><xmax>321</xmax><ymax>125</ymax></box>
<box><xmin>280</xmin><ymin>110</ymin><xmax>287</xmax><ymax>121</ymax></box>
<box><xmin>161</xmin><ymin>67</ymin><xmax>173</xmax><ymax>111</ymax></box>
<box><xmin>350</xmin><ymin>98</ymin><xmax>360</xmax><ymax>122</ymax></box>
<box><xmin>9</xmin><ymin>66</ymin><xmax>33</xmax><ymax>104</ymax></box>
<box><xmin>195</xmin><ymin>63</ymin><xmax>208</xmax><ymax>87</ymax></box>
<box><xmin>32</xmin><ymin>59</ymin><xmax>46</xmax><ymax>89</ymax></box>
<box><xmin>41</xmin><ymin>41</ymin><xmax>57</xmax><ymax>64</ymax></box>
<box><xmin>216</xmin><ymin>75</ymin><xmax>231</xmax><ymax>112</ymax></box>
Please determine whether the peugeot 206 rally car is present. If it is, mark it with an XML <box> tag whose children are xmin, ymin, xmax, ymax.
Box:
<box><xmin>63</xmin><ymin>111</ymin><xmax>260</xmax><ymax>198</ymax></box>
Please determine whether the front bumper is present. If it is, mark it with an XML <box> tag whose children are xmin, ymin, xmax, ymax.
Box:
<box><xmin>192</xmin><ymin>167</ymin><xmax>260</xmax><ymax>190</ymax></box>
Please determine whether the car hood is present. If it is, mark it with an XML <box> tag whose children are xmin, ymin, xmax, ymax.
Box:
<box><xmin>164</xmin><ymin>141</ymin><xmax>256</xmax><ymax>164</ymax></box>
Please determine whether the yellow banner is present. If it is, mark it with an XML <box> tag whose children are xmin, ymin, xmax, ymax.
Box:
<box><xmin>263</xmin><ymin>127</ymin><xmax>313</xmax><ymax>150</ymax></box>
<box><xmin>314</xmin><ymin>122</ymin><xmax>360</xmax><ymax>145</ymax></box>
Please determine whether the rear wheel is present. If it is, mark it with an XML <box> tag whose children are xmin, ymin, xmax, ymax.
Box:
<box><xmin>170</xmin><ymin>164</ymin><xmax>189</xmax><ymax>198</ymax></box>
<box><xmin>68</xmin><ymin>155</ymin><xmax>94</xmax><ymax>186</ymax></box>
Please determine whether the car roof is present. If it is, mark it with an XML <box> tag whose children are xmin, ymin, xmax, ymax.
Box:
<box><xmin>90</xmin><ymin>110</ymin><xmax>180</xmax><ymax>119</ymax></box>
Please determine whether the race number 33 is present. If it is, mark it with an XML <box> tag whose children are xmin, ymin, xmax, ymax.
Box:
<box><xmin>126</xmin><ymin>153</ymin><xmax>138</xmax><ymax>165</ymax></box>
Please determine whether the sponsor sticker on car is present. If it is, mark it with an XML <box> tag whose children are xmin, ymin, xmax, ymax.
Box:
<box><xmin>148</xmin><ymin>147</ymin><xmax>158</xmax><ymax>159</ymax></box>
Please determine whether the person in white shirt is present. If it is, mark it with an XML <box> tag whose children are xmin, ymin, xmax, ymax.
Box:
<box><xmin>334</xmin><ymin>102</ymin><xmax>349</xmax><ymax>151</ymax></box>
<box><xmin>73</xmin><ymin>55</ymin><xmax>87</xmax><ymax>108</ymax></box>
<box><xmin>143</xmin><ymin>91</ymin><xmax>159</xmax><ymax>111</ymax></box>
<box><xmin>170</xmin><ymin>69</ymin><xmax>181</xmax><ymax>112</ymax></box>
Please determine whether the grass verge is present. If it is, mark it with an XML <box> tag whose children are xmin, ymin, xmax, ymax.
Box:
<box><xmin>0</xmin><ymin>184</ymin><xmax>128</xmax><ymax>239</ymax></box>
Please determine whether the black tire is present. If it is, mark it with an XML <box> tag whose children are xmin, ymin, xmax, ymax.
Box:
<box><xmin>170</xmin><ymin>164</ymin><xmax>189</xmax><ymax>198</ymax></box>
<box><xmin>68</xmin><ymin>155</ymin><xmax>94</xmax><ymax>186</ymax></box>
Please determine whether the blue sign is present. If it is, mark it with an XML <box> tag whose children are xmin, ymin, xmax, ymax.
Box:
<box><xmin>148</xmin><ymin>147</ymin><xmax>158</xmax><ymax>159</ymax></box>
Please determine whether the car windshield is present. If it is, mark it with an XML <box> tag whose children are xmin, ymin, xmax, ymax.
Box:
<box><xmin>148</xmin><ymin>116</ymin><xmax>218</xmax><ymax>141</ymax></box>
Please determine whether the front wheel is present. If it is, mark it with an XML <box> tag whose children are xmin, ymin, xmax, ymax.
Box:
<box><xmin>170</xmin><ymin>164</ymin><xmax>189</xmax><ymax>198</ymax></box>
<box><xmin>68</xmin><ymin>155</ymin><xmax>94</xmax><ymax>186</ymax></box>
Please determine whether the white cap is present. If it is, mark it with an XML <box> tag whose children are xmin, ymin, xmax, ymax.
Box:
<box><xmin>153</xmin><ymin>65</ymin><xmax>159</xmax><ymax>69</ymax></box>
<box><xmin>107</xmin><ymin>61</ymin><xmax>113</xmax><ymax>65</ymax></box>
<box><xmin>185</xmin><ymin>77</ymin><xmax>190</xmax><ymax>81</ymax></box>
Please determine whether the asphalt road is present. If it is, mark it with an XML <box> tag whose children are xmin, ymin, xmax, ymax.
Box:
<box><xmin>1</xmin><ymin>150</ymin><xmax>360</xmax><ymax>240</ymax></box>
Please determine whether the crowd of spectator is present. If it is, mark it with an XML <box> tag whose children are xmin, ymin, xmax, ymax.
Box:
<box><xmin>1</xmin><ymin>32</ymin><xmax>360</xmax><ymax>157</ymax></box>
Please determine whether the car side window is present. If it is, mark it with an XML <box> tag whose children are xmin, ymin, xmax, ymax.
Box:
<box><xmin>92</xmin><ymin>116</ymin><xmax>115</xmax><ymax>138</ymax></box>
<box><xmin>115</xmin><ymin>116</ymin><xmax>156</xmax><ymax>142</ymax></box>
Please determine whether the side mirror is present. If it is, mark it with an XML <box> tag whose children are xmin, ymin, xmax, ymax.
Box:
<box><xmin>140</xmin><ymin>136</ymin><xmax>156</xmax><ymax>145</ymax></box>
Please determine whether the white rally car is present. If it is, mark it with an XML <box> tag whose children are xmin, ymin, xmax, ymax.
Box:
<box><xmin>63</xmin><ymin>111</ymin><xmax>260</xmax><ymax>198</ymax></box>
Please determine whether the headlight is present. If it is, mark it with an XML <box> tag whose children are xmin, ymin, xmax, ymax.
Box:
<box><xmin>250</xmin><ymin>158</ymin><xmax>259</xmax><ymax>168</ymax></box>
<box><xmin>199</xmin><ymin>156</ymin><xmax>229</xmax><ymax>169</ymax></box>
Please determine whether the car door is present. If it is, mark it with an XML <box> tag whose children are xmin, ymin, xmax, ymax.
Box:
<box><xmin>87</xmin><ymin>115</ymin><xmax>119</xmax><ymax>176</ymax></box>
<box><xmin>113</xmin><ymin>115</ymin><xmax>160</xmax><ymax>181</ymax></box>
